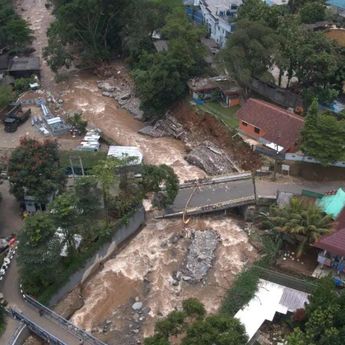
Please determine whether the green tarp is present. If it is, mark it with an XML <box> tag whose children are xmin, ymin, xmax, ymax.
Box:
<box><xmin>317</xmin><ymin>188</ymin><xmax>345</xmax><ymax>219</ymax></box>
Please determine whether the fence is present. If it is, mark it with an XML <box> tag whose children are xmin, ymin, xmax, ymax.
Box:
<box><xmin>49</xmin><ymin>206</ymin><xmax>145</xmax><ymax>305</ymax></box>
<box><xmin>254</xmin><ymin>265</ymin><xmax>317</xmax><ymax>293</ymax></box>
<box><xmin>24</xmin><ymin>295</ymin><xmax>106</xmax><ymax>345</ymax></box>
<box><xmin>10</xmin><ymin>309</ymin><xmax>66</xmax><ymax>345</ymax></box>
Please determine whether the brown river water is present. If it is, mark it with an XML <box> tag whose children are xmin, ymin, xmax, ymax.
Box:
<box><xmin>15</xmin><ymin>1</ymin><xmax>257</xmax><ymax>343</ymax></box>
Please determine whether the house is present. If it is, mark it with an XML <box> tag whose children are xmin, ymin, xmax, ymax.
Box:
<box><xmin>237</xmin><ymin>98</ymin><xmax>304</xmax><ymax>153</ymax></box>
<box><xmin>313</xmin><ymin>209</ymin><xmax>345</xmax><ymax>285</ymax></box>
<box><xmin>197</xmin><ymin>0</ymin><xmax>241</xmax><ymax>47</ymax></box>
<box><xmin>235</xmin><ymin>279</ymin><xmax>309</xmax><ymax>342</ymax></box>
<box><xmin>8</xmin><ymin>56</ymin><xmax>40</xmax><ymax>78</ymax></box>
<box><xmin>187</xmin><ymin>76</ymin><xmax>241</xmax><ymax>107</ymax></box>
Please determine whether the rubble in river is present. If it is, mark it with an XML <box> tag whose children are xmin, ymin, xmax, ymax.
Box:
<box><xmin>182</xmin><ymin>229</ymin><xmax>220</xmax><ymax>283</ymax></box>
<box><xmin>97</xmin><ymin>80</ymin><xmax>143</xmax><ymax>119</ymax></box>
<box><xmin>185</xmin><ymin>141</ymin><xmax>241</xmax><ymax>175</ymax></box>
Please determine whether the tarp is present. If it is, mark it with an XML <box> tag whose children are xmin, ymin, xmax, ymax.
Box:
<box><xmin>317</xmin><ymin>188</ymin><xmax>345</xmax><ymax>219</ymax></box>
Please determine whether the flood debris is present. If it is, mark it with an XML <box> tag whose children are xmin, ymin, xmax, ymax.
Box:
<box><xmin>97</xmin><ymin>79</ymin><xmax>143</xmax><ymax>119</ymax></box>
<box><xmin>185</xmin><ymin>141</ymin><xmax>241</xmax><ymax>175</ymax></box>
<box><xmin>182</xmin><ymin>229</ymin><xmax>220</xmax><ymax>283</ymax></box>
<box><xmin>138</xmin><ymin>115</ymin><xmax>185</xmax><ymax>139</ymax></box>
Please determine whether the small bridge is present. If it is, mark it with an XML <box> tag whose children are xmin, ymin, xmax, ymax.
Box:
<box><xmin>163</xmin><ymin>173</ymin><xmax>256</xmax><ymax>218</ymax></box>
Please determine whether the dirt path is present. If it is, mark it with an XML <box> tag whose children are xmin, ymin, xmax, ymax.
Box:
<box><xmin>16</xmin><ymin>0</ymin><xmax>55</xmax><ymax>89</ymax></box>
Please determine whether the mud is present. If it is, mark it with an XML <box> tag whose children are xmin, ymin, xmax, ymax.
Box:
<box><xmin>71</xmin><ymin>214</ymin><xmax>257</xmax><ymax>343</ymax></box>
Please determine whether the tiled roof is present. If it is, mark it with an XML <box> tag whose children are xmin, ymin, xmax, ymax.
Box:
<box><xmin>237</xmin><ymin>98</ymin><xmax>304</xmax><ymax>151</ymax></box>
<box><xmin>314</xmin><ymin>208</ymin><xmax>345</xmax><ymax>256</ymax></box>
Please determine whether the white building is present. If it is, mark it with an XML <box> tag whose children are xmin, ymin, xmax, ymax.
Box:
<box><xmin>198</xmin><ymin>0</ymin><xmax>242</xmax><ymax>47</ymax></box>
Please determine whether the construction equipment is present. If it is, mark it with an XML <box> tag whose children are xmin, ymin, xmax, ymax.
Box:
<box><xmin>3</xmin><ymin>103</ymin><xmax>31</xmax><ymax>132</ymax></box>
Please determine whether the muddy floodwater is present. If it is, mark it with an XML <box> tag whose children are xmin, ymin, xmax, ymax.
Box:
<box><xmin>71</xmin><ymin>215</ymin><xmax>256</xmax><ymax>343</ymax></box>
<box><xmin>61</xmin><ymin>74</ymin><xmax>206</xmax><ymax>182</ymax></box>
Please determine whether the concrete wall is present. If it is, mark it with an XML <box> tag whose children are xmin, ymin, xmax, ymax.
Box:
<box><xmin>49</xmin><ymin>206</ymin><xmax>145</xmax><ymax>306</ymax></box>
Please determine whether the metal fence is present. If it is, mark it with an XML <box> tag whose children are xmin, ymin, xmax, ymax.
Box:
<box><xmin>24</xmin><ymin>295</ymin><xmax>107</xmax><ymax>345</ymax></box>
<box><xmin>254</xmin><ymin>265</ymin><xmax>317</xmax><ymax>293</ymax></box>
<box><xmin>10</xmin><ymin>308</ymin><xmax>67</xmax><ymax>345</ymax></box>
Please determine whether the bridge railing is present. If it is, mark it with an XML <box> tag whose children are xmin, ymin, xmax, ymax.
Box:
<box><xmin>23</xmin><ymin>294</ymin><xmax>107</xmax><ymax>345</ymax></box>
<box><xmin>10</xmin><ymin>308</ymin><xmax>67</xmax><ymax>345</ymax></box>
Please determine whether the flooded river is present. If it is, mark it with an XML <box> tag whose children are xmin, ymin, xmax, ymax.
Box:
<box><xmin>16</xmin><ymin>1</ymin><xmax>256</xmax><ymax>344</ymax></box>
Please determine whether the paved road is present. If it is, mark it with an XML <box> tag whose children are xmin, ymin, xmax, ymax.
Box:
<box><xmin>165</xmin><ymin>178</ymin><xmax>255</xmax><ymax>215</ymax></box>
<box><xmin>0</xmin><ymin>181</ymin><xmax>100</xmax><ymax>345</ymax></box>
<box><xmin>165</xmin><ymin>175</ymin><xmax>345</xmax><ymax>216</ymax></box>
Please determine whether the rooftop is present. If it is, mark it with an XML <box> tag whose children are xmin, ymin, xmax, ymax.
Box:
<box><xmin>314</xmin><ymin>208</ymin><xmax>345</xmax><ymax>256</ymax></box>
<box><xmin>9</xmin><ymin>56</ymin><xmax>40</xmax><ymax>72</ymax></box>
<box><xmin>107</xmin><ymin>146</ymin><xmax>143</xmax><ymax>165</ymax></box>
<box><xmin>237</xmin><ymin>98</ymin><xmax>304</xmax><ymax>151</ymax></box>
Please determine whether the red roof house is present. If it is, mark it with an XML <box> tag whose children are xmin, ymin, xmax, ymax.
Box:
<box><xmin>237</xmin><ymin>98</ymin><xmax>305</xmax><ymax>152</ymax></box>
<box><xmin>314</xmin><ymin>208</ymin><xmax>345</xmax><ymax>257</ymax></box>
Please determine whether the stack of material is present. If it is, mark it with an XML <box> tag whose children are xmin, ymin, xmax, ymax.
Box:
<box><xmin>185</xmin><ymin>141</ymin><xmax>240</xmax><ymax>175</ymax></box>
<box><xmin>77</xmin><ymin>129</ymin><xmax>101</xmax><ymax>152</ymax></box>
<box><xmin>139</xmin><ymin>115</ymin><xmax>185</xmax><ymax>138</ymax></box>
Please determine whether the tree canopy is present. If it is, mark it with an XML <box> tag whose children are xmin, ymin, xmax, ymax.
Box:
<box><xmin>301</xmin><ymin>99</ymin><xmax>345</xmax><ymax>164</ymax></box>
<box><xmin>0</xmin><ymin>0</ymin><xmax>31</xmax><ymax>51</ymax></box>
<box><xmin>286</xmin><ymin>278</ymin><xmax>345</xmax><ymax>345</ymax></box>
<box><xmin>144</xmin><ymin>299</ymin><xmax>247</xmax><ymax>345</ymax></box>
<box><xmin>7</xmin><ymin>138</ymin><xmax>66</xmax><ymax>203</ymax></box>
<box><xmin>259</xmin><ymin>196</ymin><xmax>333</xmax><ymax>258</ymax></box>
<box><xmin>222</xmin><ymin>20</ymin><xmax>276</xmax><ymax>95</ymax></box>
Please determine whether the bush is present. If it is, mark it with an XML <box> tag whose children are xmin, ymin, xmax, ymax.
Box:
<box><xmin>155</xmin><ymin>311</ymin><xmax>186</xmax><ymax>337</ymax></box>
<box><xmin>182</xmin><ymin>298</ymin><xmax>206</xmax><ymax>319</ymax></box>
<box><xmin>220</xmin><ymin>267</ymin><xmax>260</xmax><ymax>316</ymax></box>
<box><xmin>14</xmin><ymin>77</ymin><xmax>35</xmax><ymax>93</ymax></box>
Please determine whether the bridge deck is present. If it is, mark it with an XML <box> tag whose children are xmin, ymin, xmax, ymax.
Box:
<box><xmin>165</xmin><ymin>177</ymin><xmax>255</xmax><ymax>217</ymax></box>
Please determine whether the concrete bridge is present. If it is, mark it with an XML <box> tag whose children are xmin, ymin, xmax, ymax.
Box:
<box><xmin>164</xmin><ymin>173</ymin><xmax>257</xmax><ymax>218</ymax></box>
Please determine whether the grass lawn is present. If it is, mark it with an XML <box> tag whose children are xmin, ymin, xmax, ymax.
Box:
<box><xmin>197</xmin><ymin>101</ymin><xmax>240</xmax><ymax>129</ymax></box>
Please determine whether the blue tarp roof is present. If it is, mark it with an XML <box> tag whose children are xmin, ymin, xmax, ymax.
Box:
<box><xmin>317</xmin><ymin>188</ymin><xmax>345</xmax><ymax>219</ymax></box>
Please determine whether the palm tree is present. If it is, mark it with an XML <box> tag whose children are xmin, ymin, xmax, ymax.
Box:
<box><xmin>259</xmin><ymin>197</ymin><xmax>333</xmax><ymax>258</ymax></box>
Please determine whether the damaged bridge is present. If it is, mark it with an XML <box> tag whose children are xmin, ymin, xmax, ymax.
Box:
<box><xmin>163</xmin><ymin>173</ymin><xmax>257</xmax><ymax>218</ymax></box>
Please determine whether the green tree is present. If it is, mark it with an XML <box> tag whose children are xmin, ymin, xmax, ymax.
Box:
<box><xmin>141</xmin><ymin>164</ymin><xmax>179</xmax><ymax>208</ymax></box>
<box><xmin>259</xmin><ymin>197</ymin><xmax>333</xmax><ymax>258</ymax></box>
<box><xmin>144</xmin><ymin>299</ymin><xmax>247</xmax><ymax>345</ymax></box>
<box><xmin>17</xmin><ymin>212</ymin><xmax>61</xmax><ymax>294</ymax></box>
<box><xmin>301</xmin><ymin>99</ymin><xmax>345</xmax><ymax>164</ymax></box>
<box><xmin>182</xmin><ymin>315</ymin><xmax>248</xmax><ymax>345</ymax></box>
<box><xmin>0</xmin><ymin>85</ymin><xmax>14</xmax><ymax>109</ymax></box>
<box><xmin>299</xmin><ymin>1</ymin><xmax>326</xmax><ymax>23</ymax></box>
<box><xmin>0</xmin><ymin>0</ymin><xmax>31</xmax><ymax>51</ymax></box>
<box><xmin>49</xmin><ymin>192</ymin><xmax>81</xmax><ymax>256</ymax></box>
<box><xmin>46</xmin><ymin>0</ymin><xmax>130</xmax><ymax>63</ymax></box>
<box><xmin>222</xmin><ymin>20</ymin><xmax>276</xmax><ymax>96</ymax></box>
<box><xmin>7</xmin><ymin>138</ymin><xmax>66</xmax><ymax>203</ymax></box>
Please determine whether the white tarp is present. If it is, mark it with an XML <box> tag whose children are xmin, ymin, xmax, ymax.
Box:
<box><xmin>235</xmin><ymin>279</ymin><xmax>309</xmax><ymax>341</ymax></box>
<box><xmin>107</xmin><ymin>146</ymin><xmax>143</xmax><ymax>165</ymax></box>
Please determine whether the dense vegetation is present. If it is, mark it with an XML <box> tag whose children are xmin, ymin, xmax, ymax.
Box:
<box><xmin>145</xmin><ymin>298</ymin><xmax>248</xmax><ymax>345</ymax></box>
<box><xmin>301</xmin><ymin>99</ymin><xmax>345</xmax><ymax>164</ymax></box>
<box><xmin>258</xmin><ymin>197</ymin><xmax>333</xmax><ymax>258</ymax></box>
<box><xmin>8</xmin><ymin>138</ymin><xmax>66</xmax><ymax>204</ymax></box>
<box><xmin>287</xmin><ymin>278</ymin><xmax>345</xmax><ymax>344</ymax></box>
<box><xmin>14</xmin><ymin>140</ymin><xmax>178</xmax><ymax>299</ymax></box>
<box><xmin>0</xmin><ymin>0</ymin><xmax>31</xmax><ymax>52</ymax></box>
<box><xmin>45</xmin><ymin>0</ymin><xmax>206</xmax><ymax>118</ymax></box>
<box><xmin>224</xmin><ymin>0</ymin><xmax>345</xmax><ymax>106</ymax></box>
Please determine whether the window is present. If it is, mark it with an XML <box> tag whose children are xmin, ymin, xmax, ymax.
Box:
<box><xmin>242</xmin><ymin>121</ymin><xmax>248</xmax><ymax>127</ymax></box>
<box><xmin>254</xmin><ymin>127</ymin><xmax>260</xmax><ymax>134</ymax></box>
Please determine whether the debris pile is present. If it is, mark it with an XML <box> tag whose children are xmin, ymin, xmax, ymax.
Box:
<box><xmin>138</xmin><ymin>115</ymin><xmax>185</xmax><ymax>139</ymax></box>
<box><xmin>97</xmin><ymin>79</ymin><xmax>143</xmax><ymax>119</ymax></box>
<box><xmin>182</xmin><ymin>230</ymin><xmax>220</xmax><ymax>283</ymax></box>
<box><xmin>185</xmin><ymin>141</ymin><xmax>240</xmax><ymax>175</ymax></box>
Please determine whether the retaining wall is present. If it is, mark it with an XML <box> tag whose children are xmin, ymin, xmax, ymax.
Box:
<box><xmin>49</xmin><ymin>206</ymin><xmax>145</xmax><ymax>305</ymax></box>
